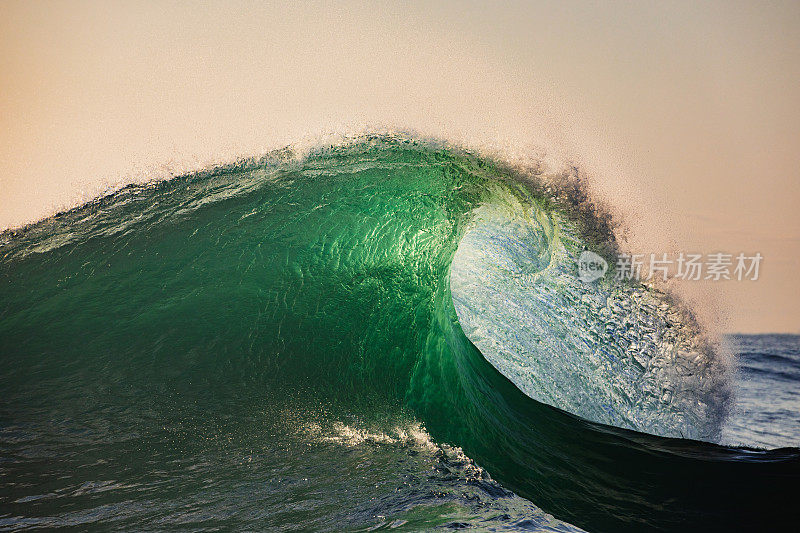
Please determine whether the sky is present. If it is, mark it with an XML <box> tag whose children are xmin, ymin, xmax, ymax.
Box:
<box><xmin>1</xmin><ymin>1</ymin><xmax>798</xmax><ymax>333</ymax></box>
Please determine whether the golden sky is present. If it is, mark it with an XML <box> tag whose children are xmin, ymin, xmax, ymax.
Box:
<box><xmin>1</xmin><ymin>1</ymin><xmax>798</xmax><ymax>333</ymax></box>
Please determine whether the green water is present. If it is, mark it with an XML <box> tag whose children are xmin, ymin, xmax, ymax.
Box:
<box><xmin>1</xmin><ymin>137</ymin><xmax>798</xmax><ymax>532</ymax></box>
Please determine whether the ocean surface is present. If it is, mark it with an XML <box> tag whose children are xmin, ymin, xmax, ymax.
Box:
<box><xmin>1</xmin><ymin>137</ymin><xmax>798</xmax><ymax>532</ymax></box>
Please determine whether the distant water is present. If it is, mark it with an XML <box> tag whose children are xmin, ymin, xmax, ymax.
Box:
<box><xmin>1</xmin><ymin>137</ymin><xmax>798</xmax><ymax>532</ymax></box>
<box><xmin>722</xmin><ymin>334</ymin><xmax>800</xmax><ymax>449</ymax></box>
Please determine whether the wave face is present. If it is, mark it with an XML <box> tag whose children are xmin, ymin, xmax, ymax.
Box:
<box><xmin>1</xmin><ymin>137</ymin><xmax>799</xmax><ymax>532</ymax></box>
<box><xmin>451</xmin><ymin>191</ymin><xmax>728</xmax><ymax>440</ymax></box>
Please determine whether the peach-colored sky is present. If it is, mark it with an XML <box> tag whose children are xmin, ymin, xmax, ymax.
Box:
<box><xmin>1</xmin><ymin>1</ymin><xmax>798</xmax><ymax>333</ymax></box>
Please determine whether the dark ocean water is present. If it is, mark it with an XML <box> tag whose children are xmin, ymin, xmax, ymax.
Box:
<box><xmin>1</xmin><ymin>138</ymin><xmax>798</xmax><ymax>532</ymax></box>
<box><xmin>722</xmin><ymin>334</ymin><xmax>800</xmax><ymax>450</ymax></box>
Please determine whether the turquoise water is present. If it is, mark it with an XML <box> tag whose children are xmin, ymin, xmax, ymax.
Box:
<box><xmin>1</xmin><ymin>137</ymin><xmax>798</xmax><ymax>531</ymax></box>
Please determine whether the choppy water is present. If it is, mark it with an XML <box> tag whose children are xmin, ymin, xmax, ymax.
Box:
<box><xmin>1</xmin><ymin>137</ymin><xmax>798</xmax><ymax>531</ymax></box>
<box><xmin>722</xmin><ymin>334</ymin><xmax>800</xmax><ymax>450</ymax></box>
